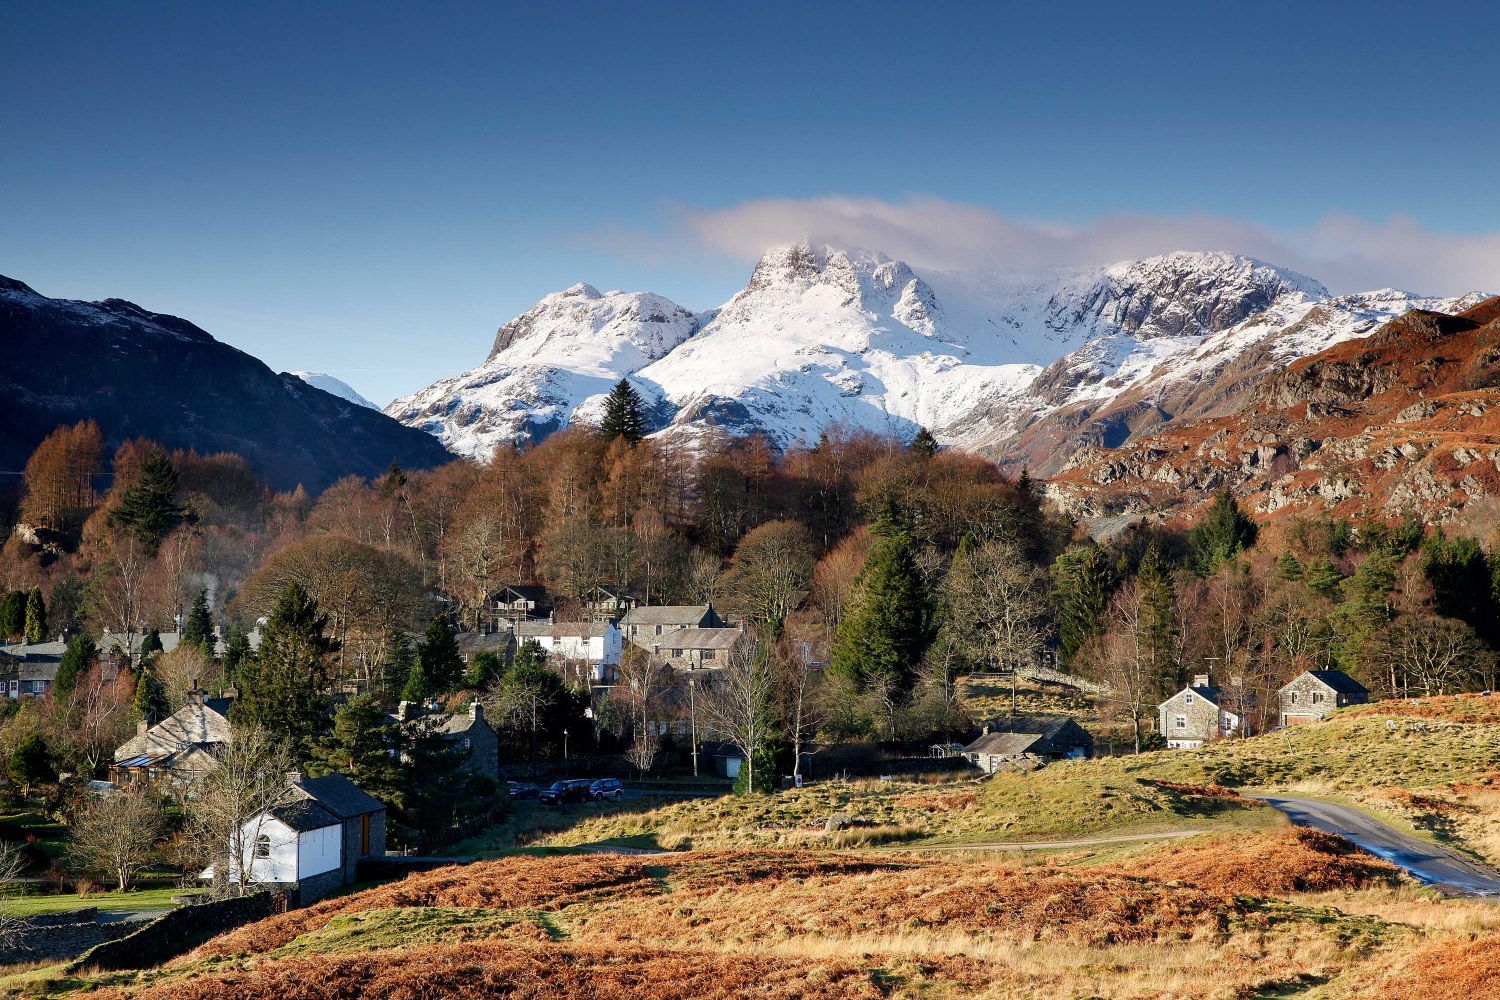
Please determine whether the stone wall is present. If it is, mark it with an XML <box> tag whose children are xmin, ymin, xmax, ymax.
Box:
<box><xmin>67</xmin><ymin>893</ymin><xmax>280</xmax><ymax>973</ymax></box>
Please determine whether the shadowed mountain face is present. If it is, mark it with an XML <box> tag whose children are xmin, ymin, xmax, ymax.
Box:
<box><xmin>0</xmin><ymin>275</ymin><xmax>453</xmax><ymax>493</ymax></box>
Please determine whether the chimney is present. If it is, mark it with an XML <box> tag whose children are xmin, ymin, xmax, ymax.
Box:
<box><xmin>982</xmin><ymin>723</ymin><xmax>992</xmax><ymax>735</ymax></box>
<box><xmin>137</xmin><ymin>719</ymin><xmax>149</xmax><ymax>737</ymax></box>
<box><xmin>286</xmin><ymin>770</ymin><xmax>303</xmax><ymax>786</ymax></box>
<box><xmin>469</xmin><ymin>699</ymin><xmax>483</xmax><ymax>724</ymax></box>
<box><xmin>186</xmin><ymin>682</ymin><xmax>205</xmax><ymax>707</ymax></box>
<box><xmin>1192</xmin><ymin>673</ymin><xmax>1211</xmax><ymax>688</ymax></box>
<box><xmin>397</xmin><ymin>700</ymin><xmax>414</xmax><ymax>722</ymax></box>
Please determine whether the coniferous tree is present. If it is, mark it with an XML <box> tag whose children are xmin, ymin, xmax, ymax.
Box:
<box><xmin>1277</xmin><ymin>551</ymin><xmax>1304</xmax><ymax>581</ymax></box>
<box><xmin>54</xmin><ymin>633</ymin><xmax>97</xmax><ymax>696</ymax></box>
<box><xmin>22</xmin><ymin>588</ymin><xmax>46</xmax><ymax>643</ymax></box>
<box><xmin>415</xmin><ymin>615</ymin><xmax>464</xmax><ymax>695</ymax></box>
<box><xmin>829</xmin><ymin>522</ymin><xmax>934</xmax><ymax>696</ymax></box>
<box><xmin>1052</xmin><ymin>543</ymin><xmax>1116</xmax><ymax>667</ymax></box>
<box><xmin>8</xmin><ymin>734</ymin><xmax>56</xmax><ymax>791</ymax></box>
<box><xmin>0</xmin><ymin>591</ymin><xmax>25</xmax><ymax>640</ymax></box>
<box><xmin>110</xmin><ymin>449</ymin><xmax>186</xmax><ymax>553</ymax></box>
<box><xmin>132</xmin><ymin>662</ymin><xmax>169</xmax><ymax>724</ymax></box>
<box><xmin>909</xmin><ymin>427</ymin><xmax>938</xmax><ymax>458</ymax></box>
<box><xmin>1305</xmin><ymin>558</ymin><xmax>1344</xmax><ymax>600</ymax></box>
<box><xmin>1422</xmin><ymin>532</ymin><xmax>1500</xmax><ymax>648</ymax></box>
<box><xmin>599</xmin><ymin>379</ymin><xmax>647</xmax><ymax>445</ymax></box>
<box><xmin>220</xmin><ymin>622</ymin><xmax>251</xmax><ymax>685</ymax></box>
<box><xmin>1188</xmin><ymin>488</ymin><xmax>1257</xmax><ymax>576</ymax></box>
<box><xmin>232</xmin><ymin>583</ymin><xmax>338</xmax><ymax>758</ymax></box>
<box><xmin>400</xmin><ymin>659</ymin><xmax>431</xmax><ymax>703</ymax></box>
<box><xmin>139</xmin><ymin>627</ymin><xmax>164</xmax><ymax>662</ymax></box>
<box><xmin>181</xmin><ymin>589</ymin><xmax>216</xmax><ymax>655</ymax></box>
<box><xmin>308</xmin><ymin>695</ymin><xmax>404</xmax><ymax>806</ymax></box>
<box><xmin>1136</xmin><ymin>544</ymin><xmax>1179</xmax><ymax>685</ymax></box>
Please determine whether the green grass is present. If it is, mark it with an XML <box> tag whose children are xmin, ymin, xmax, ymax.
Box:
<box><xmin>0</xmin><ymin>886</ymin><xmax>197</xmax><ymax>917</ymax></box>
<box><xmin>523</xmin><ymin>708</ymin><xmax>1500</xmax><ymax>854</ymax></box>
<box><xmin>0</xmin><ymin>807</ymin><xmax>68</xmax><ymax>863</ymax></box>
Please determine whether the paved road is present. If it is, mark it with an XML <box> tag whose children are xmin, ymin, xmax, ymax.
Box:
<box><xmin>1255</xmin><ymin>795</ymin><xmax>1500</xmax><ymax>897</ymax></box>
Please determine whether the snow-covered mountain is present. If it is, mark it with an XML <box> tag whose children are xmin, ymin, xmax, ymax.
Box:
<box><xmin>389</xmin><ymin>244</ymin><xmax>1481</xmax><ymax>470</ymax></box>
<box><xmin>387</xmin><ymin>283</ymin><xmax>700</xmax><ymax>458</ymax></box>
<box><xmin>291</xmin><ymin>372</ymin><xmax>378</xmax><ymax>409</ymax></box>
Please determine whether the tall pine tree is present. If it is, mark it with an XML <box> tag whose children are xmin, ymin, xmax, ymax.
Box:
<box><xmin>1136</xmin><ymin>543</ymin><xmax>1179</xmax><ymax>687</ymax></box>
<box><xmin>132</xmin><ymin>662</ymin><xmax>169</xmax><ymax>724</ymax></box>
<box><xmin>110</xmin><ymin>449</ymin><xmax>186</xmax><ymax>553</ymax></box>
<box><xmin>829</xmin><ymin>522</ymin><xmax>934</xmax><ymax>696</ymax></box>
<box><xmin>181</xmin><ymin>589</ymin><xmax>216</xmax><ymax>654</ymax></box>
<box><xmin>909</xmin><ymin>427</ymin><xmax>938</xmax><ymax>458</ymax></box>
<box><xmin>308</xmin><ymin>694</ymin><xmax>404</xmax><ymax>807</ymax></box>
<box><xmin>139</xmin><ymin>627</ymin><xmax>164</xmax><ymax>662</ymax></box>
<box><xmin>22</xmin><ymin>588</ymin><xmax>46</xmax><ymax>643</ymax></box>
<box><xmin>232</xmin><ymin>583</ymin><xmax>338</xmax><ymax>758</ymax></box>
<box><xmin>54</xmin><ymin>633</ymin><xmax>97</xmax><ymax>696</ymax></box>
<box><xmin>1187</xmin><ymin>488</ymin><xmax>1257</xmax><ymax>576</ymax></box>
<box><xmin>599</xmin><ymin>379</ymin><xmax>647</xmax><ymax>445</ymax></box>
<box><xmin>1051</xmin><ymin>543</ymin><xmax>1115</xmax><ymax>667</ymax></box>
<box><xmin>414</xmin><ymin>615</ymin><xmax>464</xmax><ymax>696</ymax></box>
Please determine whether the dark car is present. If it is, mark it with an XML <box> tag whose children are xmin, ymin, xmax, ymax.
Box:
<box><xmin>507</xmin><ymin>781</ymin><xmax>541</xmax><ymax>800</ymax></box>
<box><xmin>538</xmin><ymin>779</ymin><xmax>593</xmax><ymax>806</ymax></box>
<box><xmin>588</xmin><ymin>778</ymin><xmax>624</xmax><ymax>801</ymax></box>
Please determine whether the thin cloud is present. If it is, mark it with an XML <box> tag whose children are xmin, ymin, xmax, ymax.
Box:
<box><xmin>615</xmin><ymin>195</ymin><xmax>1497</xmax><ymax>296</ymax></box>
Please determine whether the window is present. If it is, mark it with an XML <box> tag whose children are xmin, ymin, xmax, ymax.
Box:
<box><xmin>462</xmin><ymin>737</ymin><xmax>472</xmax><ymax>750</ymax></box>
<box><xmin>672</xmin><ymin>649</ymin><xmax>684</xmax><ymax>657</ymax></box>
<box><xmin>1312</xmin><ymin>692</ymin><xmax>1324</xmax><ymax>704</ymax></box>
<box><xmin>255</xmin><ymin>834</ymin><xmax>271</xmax><ymax>859</ymax></box>
<box><xmin>1289</xmin><ymin>692</ymin><xmax>1298</xmax><ymax>704</ymax></box>
<box><xmin>1184</xmin><ymin>693</ymin><xmax>1193</xmax><ymax>706</ymax></box>
<box><xmin>655</xmin><ymin>625</ymin><xmax>663</xmax><ymax>636</ymax></box>
<box><xmin>1174</xmin><ymin>715</ymin><xmax>1187</xmax><ymax>730</ymax></box>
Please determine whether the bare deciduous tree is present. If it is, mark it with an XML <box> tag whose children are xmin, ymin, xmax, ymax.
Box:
<box><xmin>703</xmin><ymin>633</ymin><xmax>776</xmax><ymax>794</ymax></box>
<box><xmin>1093</xmin><ymin>580</ymin><xmax>1155</xmax><ymax>754</ymax></box>
<box><xmin>1373</xmin><ymin>616</ymin><xmax>1493</xmax><ymax>696</ymax></box>
<box><xmin>185</xmin><ymin>728</ymin><xmax>296</xmax><ymax>897</ymax></box>
<box><xmin>0</xmin><ymin>840</ymin><xmax>30</xmax><ymax>949</ymax></box>
<box><xmin>68</xmin><ymin>792</ymin><xmax>166</xmax><ymax>891</ymax></box>
<box><xmin>942</xmin><ymin>537</ymin><xmax>1051</xmax><ymax>673</ymax></box>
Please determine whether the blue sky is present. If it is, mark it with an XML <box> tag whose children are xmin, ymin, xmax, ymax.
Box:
<box><xmin>3</xmin><ymin>1</ymin><xmax>1497</xmax><ymax>404</ymax></box>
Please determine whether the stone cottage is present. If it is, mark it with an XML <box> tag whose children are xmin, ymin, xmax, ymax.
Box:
<box><xmin>1277</xmin><ymin>669</ymin><xmax>1369</xmax><ymax>726</ymax></box>
<box><xmin>1158</xmin><ymin>674</ymin><xmax>1243</xmax><ymax>749</ymax></box>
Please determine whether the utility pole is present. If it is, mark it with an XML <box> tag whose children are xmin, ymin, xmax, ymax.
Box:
<box><xmin>688</xmin><ymin>678</ymin><xmax>699</xmax><ymax>778</ymax></box>
<box><xmin>563</xmin><ymin>728</ymin><xmax>569</xmax><ymax>777</ymax></box>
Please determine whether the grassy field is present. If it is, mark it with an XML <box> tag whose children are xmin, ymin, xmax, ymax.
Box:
<box><xmin>514</xmin><ymin>699</ymin><xmax>1500</xmax><ymax>860</ymax></box>
<box><xmin>16</xmin><ymin>832</ymin><xmax>1496</xmax><ymax>999</ymax></box>
<box><xmin>0</xmin><ymin>886</ymin><xmax>196</xmax><ymax>917</ymax></box>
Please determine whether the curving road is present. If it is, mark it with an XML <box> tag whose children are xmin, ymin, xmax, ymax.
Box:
<box><xmin>1255</xmin><ymin>795</ymin><xmax>1500</xmax><ymax>897</ymax></box>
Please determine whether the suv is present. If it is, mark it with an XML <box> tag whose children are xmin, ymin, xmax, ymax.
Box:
<box><xmin>538</xmin><ymin>779</ymin><xmax>593</xmax><ymax>806</ymax></box>
<box><xmin>588</xmin><ymin>778</ymin><xmax>624</xmax><ymax>801</ymax></box>
<box><xmin>507</xmin><ymin>781</ymin><xmax>541</xmax><ymax>800</ymax></box>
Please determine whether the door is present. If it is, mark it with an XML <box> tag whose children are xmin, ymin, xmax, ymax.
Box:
<box><xmin>1282</xmin><ymin>714</ymin><xmax>1315</xmax><ymax>727</ymax></box>
<box><xmin>360</xmin><ymin>814</ymin><xmax>371</xmax><ymax>855</ymax></box>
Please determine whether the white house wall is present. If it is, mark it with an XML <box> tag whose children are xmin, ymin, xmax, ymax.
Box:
<box><xmin>296</xmin><ymin>824</ymin><xmax>342</xmax><ymax>879</ymax></box>
<box><xmin>234</xmin><ymin>816</ymin><xmax>299</xmax><ymax>884</ymax></box>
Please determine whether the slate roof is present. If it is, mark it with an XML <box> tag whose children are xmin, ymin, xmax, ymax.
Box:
<box><xmin>515</xmin><ymin>620</ymin><xmax>614</xmax><ymax>639</ymax></box>
<box><xmin>270</xmin><ymin>797</ymin><xmax>342</xmax><ymax>832</ymax></box>
<box><xmin>657</xmin><ymin>627</ymin><xmax>744</xmax><ymax>650</ymax></box>
<box><xmin>496</xmin><ymin>584</ymin><xmax>549</xmax><ymax>603</ymax></box>
<box><xmin>622</xmin><ymin>605</ymin><xmax>715</xmax><ymax>627</ymax></box>
<box><xmin>114</xmin><ymin>697</ymin><xmax>234</xmax><ymax>762</ymax></box>
<box><xmin>1304</xmin><ymin>670</ymin><xmax>1369</xmax><ymax>695</ymax></box>
<box><xmin>962</xmin><ymin>731</ymin><xmax>1045</xmax><ymax>756</ymax></box>
<box><xmin>965</xmin><ymin>715</ymin><xmax>1093</xmax><ymax>757</ymax></box>
<box><xmin>294</xmin><ymin>773</ymin><xmax>385</xmax><ymax>819</ymax></box>
<box><xmin>0</xmin><ymin>639</ymin><xmax>67</xmax><ymax>662</ymax></box>
<box><xmin>456</xmin><ymin>631</ymin><xmax>512</xmax><ymax>656</ymax></box>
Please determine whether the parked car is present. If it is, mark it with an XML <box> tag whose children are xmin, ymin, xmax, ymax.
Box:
<box><xmin>588</xmin><ymin>778</ymin><xmax>624</xmax><ymax>801</ymax></box>
<box><xmin>538</xmin><ymin>779</ymin><xmax>593</xmax><ymax>806</ymax></box>
<box><xmin>507</xmin><ymin>781</ymin><xmax>541</xmax><ymax>800</ymax></box>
